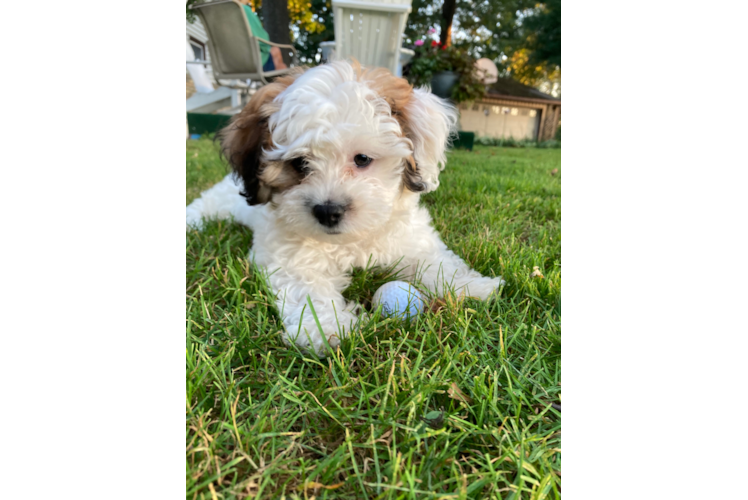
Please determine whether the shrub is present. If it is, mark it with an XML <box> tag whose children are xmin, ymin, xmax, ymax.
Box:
<box><xmin>404</xmin><ymin>38</ymin><xmax>485</xmax><ymax>103</ymax></box>
<box><xmin>474</xmin><ymin>136</ymin><xmax>560</xmax><ymax>149</ymax></box>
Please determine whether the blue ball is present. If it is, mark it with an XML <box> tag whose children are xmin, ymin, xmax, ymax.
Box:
<box><xmin>372</xmin><ymin>281</ymin><xmax>424</xmax><ymax>319</ymax></box>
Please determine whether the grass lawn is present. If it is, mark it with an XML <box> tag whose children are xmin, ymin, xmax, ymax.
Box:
<box><xmin>186</xmin><ymin>138</ymin><xmax>561</xmax><ymax>499</ymax></box>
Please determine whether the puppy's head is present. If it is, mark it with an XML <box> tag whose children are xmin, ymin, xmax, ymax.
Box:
<box><xmin>220</xmin><ymin>61</ymin><xmax>457</xmax><ymax>242</ymax></box>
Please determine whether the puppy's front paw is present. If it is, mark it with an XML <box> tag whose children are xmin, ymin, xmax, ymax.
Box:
<box><xmin>464</xmin><ymin>276</ymin><xmax>505</xmax><ymax>301</ymax></box>
<box><xmin>284</xmin><ymin>306</ymin><xmax>362</xmax><ymax>356</ymax></box>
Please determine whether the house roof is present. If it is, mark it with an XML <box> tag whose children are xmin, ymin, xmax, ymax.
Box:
<box><xmin>486</xmin><ymin>77</ymin><xmax>560</xmax><ymax>104</ymax></box>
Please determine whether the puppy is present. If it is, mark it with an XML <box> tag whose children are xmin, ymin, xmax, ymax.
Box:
<box><xmin>186</xmin><ymin>60</ymin><xmax>504</xmax><ymax>355</ymax></box>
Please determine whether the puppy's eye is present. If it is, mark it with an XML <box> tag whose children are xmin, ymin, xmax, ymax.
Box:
<box><xmin>290</xmin><ymin>157</ymin><xmax>309</xmax><ymax>173</ymax></box>
<box><xmin>353</xmin><ymin>154</ymin><xmax>373</xmax><ymax>168</ymax></box>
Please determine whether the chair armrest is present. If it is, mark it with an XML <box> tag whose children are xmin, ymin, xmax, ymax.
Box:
<box><xmin>254</xmin><ymin>37</ymin><xmax>297</xmax><ymax>55</ymax></box>
<box><xmin>255</xmin><ymin>37</ymin><xmax>299</xmax><ymax>68</ymax></box>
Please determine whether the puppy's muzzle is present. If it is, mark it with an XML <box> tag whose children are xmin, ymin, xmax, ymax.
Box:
<box><xmin>312</xmin><ymin>202</ymin><xmax>346</xmax><ymax>228</ymax></box>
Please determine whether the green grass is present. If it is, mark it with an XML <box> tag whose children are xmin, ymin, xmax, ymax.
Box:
<box><xmin>186</xmin><ymin>139</ymin><xmax>561</xmax><ymax>499</ymax></box>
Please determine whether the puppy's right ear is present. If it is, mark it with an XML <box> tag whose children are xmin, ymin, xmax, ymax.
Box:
<box><xmin>219</xmin><ymin>73</ymin><xmax>300</xmax><ymax>205</ymax></box>
<box><xmin>400</xmin><ymin>88</ymin><xmax>458</xmax><ymax>193</ymax></box>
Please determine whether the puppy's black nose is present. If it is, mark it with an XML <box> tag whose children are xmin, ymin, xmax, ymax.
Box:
<box><xmin>312</xmin><ymin>203</ymin><xmax>346</xmax><ymax>227</ymax></box>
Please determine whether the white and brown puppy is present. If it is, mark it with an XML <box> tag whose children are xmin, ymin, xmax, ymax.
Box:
<box><xmin>186</xmin><ymin>60</ymin><xmax>504</xmax><ymax>355</ymax></box>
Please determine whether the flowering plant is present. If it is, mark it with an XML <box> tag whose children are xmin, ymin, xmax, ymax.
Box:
<box><xmin>403</xmin><ymin>36</ymin><xmax>485</xmax><ymax>103</ymax></box>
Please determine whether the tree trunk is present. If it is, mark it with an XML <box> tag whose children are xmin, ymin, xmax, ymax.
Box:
<box><xmin>440</xmin><ymin>0</ymin><xmax>456</xmax><ymax>48</ymax></box>
<box><xmin>261</xmin><ymin>0</ymin><xmax>293</xmax><ymax>65</ymax></box>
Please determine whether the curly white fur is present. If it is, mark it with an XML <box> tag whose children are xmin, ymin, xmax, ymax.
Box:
<box><xmin>187</xmin><ymin>61</ymin><xmax>504</xmax><ymax>355</ymax></box>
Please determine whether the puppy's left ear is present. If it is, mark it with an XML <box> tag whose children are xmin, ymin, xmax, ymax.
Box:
<box><xmin>219</xmin><ymin>71</ymin><xmax>302</xmax><ymax>205</ymax></box>
<box><xmin>401</xmin><ymin>88</ymin><xmax>458</xmax><ymax>193</ymax></box>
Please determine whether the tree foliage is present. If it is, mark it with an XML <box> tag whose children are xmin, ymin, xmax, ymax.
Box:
<box><xmin>453</xmin><ymin>0</ymin><xmax>534</xmax><ymax>69</ymax></box>
<box><xmin>521</xmin><ymin>0</ymin><xmax>560</xmax><ymax>68</ymax></box>
<box><xmin>288</xmin><ymin>0</ymin><xmax>327</xmax><ymax>35</ymax></box>
<box><xmin>186</xmin><ymin>0</ymin><xmax>199</xmax><ymax>24</ymax></box>
<box><xmin>453</xmin><ymin>0</ymin><xmax>560</xmax><ymax>96</ymax></box>
<box><xmin>405</xmin><ymin>1</ymin><xmax>560</xmax><ymax>92</ymax></box>
<box><xmin>505</xmin><ymin>0</ymin><xmax>561</xmax><ymax>96</ymax></box>
<box><xmin>507</xmin><ymin>48</ymin><xmax>560</xmax><ymax>96</ymax></box>
<box><xmin>406</xmin><ymin>40</ymin><xmax>485</xmax><ymax>103</ymax></box>
<box><xmin>248</xmin><ymin>0</ymin><xmax>332</xmax><ymax>64</ymax></box>
<box><xmin>290</xmin><ymin>0</ymin><xmax>334</xmax><ymax>64</ymax></box>
<box><xmin>186</xmin><ymin>0</ymin><xmax>560</xmax><ymax>92</ymax></box>
<box><xmin>404</xmin><ymin>0</ymin><xmax>441</xmax><ymax>45</ymax></box>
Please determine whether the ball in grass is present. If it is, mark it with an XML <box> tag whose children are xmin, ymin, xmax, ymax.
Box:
<box><xmin>372</xmin><ymin>281</ymin><xmax>424</xmax><ymax>320</ymax></box>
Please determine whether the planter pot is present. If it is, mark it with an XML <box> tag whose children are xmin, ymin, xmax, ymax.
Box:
<box><xmin>430</xmin><ymin>71</ymin><xmax>459</xmax><ymax>100</ymax></box>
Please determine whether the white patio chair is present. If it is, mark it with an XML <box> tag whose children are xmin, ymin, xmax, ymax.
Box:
<box><xmin>186</xmin><ymin>38</ymin><xmax>243</xmax><ymax>114</ymax></box>
<box><xmin>330</xmin><ymin>0</ymin><xmax>412</xmax><ymax>75</ymax></box>
<box><xmin>321</xmin><ymin>40</ymin><xmax>414</xmax><ymax>76</ymax></box>
<box><xmin>192</xmin><ymin>0</ymin><xmax>298</xmax><ymax>87</ymax></box>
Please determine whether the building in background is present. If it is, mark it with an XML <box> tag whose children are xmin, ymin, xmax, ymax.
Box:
<box><xmin>458</xmin><ymin>78</ymin><xmax>561</xmax><ymax>141</ymax></box>
<box><xmin>187</xmin><ymin>17</ymin><xmax>213</xmax><ymax>99</ymax></box>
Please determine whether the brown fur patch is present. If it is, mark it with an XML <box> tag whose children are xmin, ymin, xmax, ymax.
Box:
<box><xmin>356</xmin><ymin>64</ymin><xmax>414</xmax><ymax>139</ymax></box>
<box><xmin>258</xmin><ymin>159</ymin><xmax>305</xmax><ymax>192</ymax></box>
<box><xmin>218</xmin><ymin>69</ymin><xmax>305</xmax><ymax>205</ymax></box>
<box><xmin>402</xmin><ymin>155</ymin><xmax>427</xmax><ymax>192</ymax></box>
<box><xmin>356</xmin><ymin>64</ymin><xmax>427</xmax><ymax>192</ymax></box>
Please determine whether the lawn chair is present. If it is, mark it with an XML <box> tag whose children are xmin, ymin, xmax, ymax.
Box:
<box><xmin>330</xmin><ymin>0</ymin><xmax>412</xmax><ymax>75</ymax></box>
<box><xmin>192</xmin><ymin>0</ymin><xmax>298</xmax><ymax>87</ymax></box>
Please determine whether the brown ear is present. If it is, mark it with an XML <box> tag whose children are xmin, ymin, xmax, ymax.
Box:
<box><xmin>396</xmin><ymin>87</ymin><xmax>458</xmax><ymax>192</ymax></box>
<box><xmin>218</xmin><ymin>72</ymin><xmax>302</xmax><ymax>205</ymax></box>
<box><xmin>361</xmin><ymin>67</ymin><xmax>457</xmax><ymax>193</ymax></box>
<box><xmin>402</xmin><ymin>155</ymin><xmax>427</xmax><ymax>192</ymax></box>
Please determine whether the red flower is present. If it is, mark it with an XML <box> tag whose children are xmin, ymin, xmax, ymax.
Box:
<box><xmin>431</xmin><ymin>40</ymin><xmax>438</xmax><ymax>47</ymax></box>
